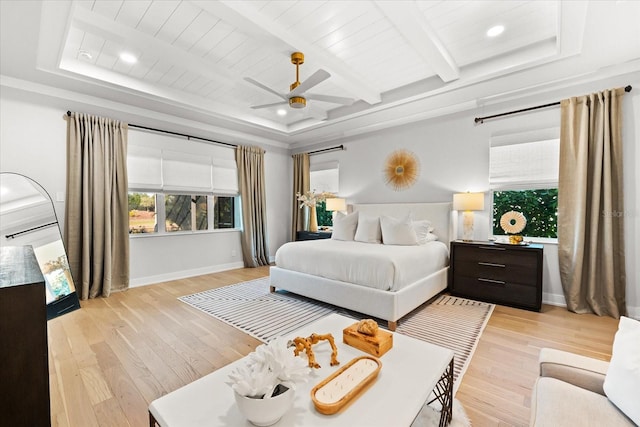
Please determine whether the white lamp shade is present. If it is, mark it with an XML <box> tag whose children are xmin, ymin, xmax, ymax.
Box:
<box><xmin>325</xmin><ymin>198</ymin><xmax>346</xmax><ymax>211</ymax></box>
<box><xmin>453</xmin><ymin>192</ymin><xmax>484</xmax><ymax>211</ymax></box>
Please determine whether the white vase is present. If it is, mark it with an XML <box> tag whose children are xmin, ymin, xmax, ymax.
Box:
<box><xmin>234</xmin><ymin>387</ymin><xmax>295</xmax><ymax>426</ymax></box>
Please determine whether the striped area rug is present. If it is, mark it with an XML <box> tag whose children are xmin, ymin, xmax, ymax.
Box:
<box><xmin>179</xmin><ymin>277</ymin><xmax>494</xmax><ymax>393</ymax></box>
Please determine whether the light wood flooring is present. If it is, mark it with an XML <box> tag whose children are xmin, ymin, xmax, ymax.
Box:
<box><xmin>47</xmin><ymin>267</ymin><xmax>619</xmax><ymax>427</ymax></box>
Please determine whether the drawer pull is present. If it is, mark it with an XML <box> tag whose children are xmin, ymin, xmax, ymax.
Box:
<box><xmin>477</xmin><ymin>278</ymin><xmax>506</xmax><ymax>286</ymax></box>
<box><xmin>479</xmin><ymin>246</ymin><xmax>506</xmax><ymax>251</ymax></box>
<box><xmin>478</xmin><ymin>262</ymin><xmax>506</xmax><ymax>268</ymax></box>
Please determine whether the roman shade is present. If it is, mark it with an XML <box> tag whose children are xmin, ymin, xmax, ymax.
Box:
<box><xmin>490</xmin><ymin>139</ymin><xmax>559</xmax><ymax>190</ymax></box>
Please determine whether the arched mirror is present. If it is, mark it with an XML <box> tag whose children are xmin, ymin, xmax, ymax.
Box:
<box><xmin>0</xmin><ymin>172</ymin><xmax>80</xmax><ymax>320</ymax></box>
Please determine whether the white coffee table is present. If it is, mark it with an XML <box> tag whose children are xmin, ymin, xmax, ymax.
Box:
<box><xmin>149</xmin><ymin>314</ymin><xmax>454</xmax><ymax>427</ymax></box>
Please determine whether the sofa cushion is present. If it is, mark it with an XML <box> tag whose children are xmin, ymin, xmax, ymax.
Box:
<box><xmin>603</xmin><ymin>316</ymin><xmax>640</xmax><ymax>425</ymax></box>
<box><xmin>531</xmin><ymin>377</ymin><xmax>635</xmax><ymax>426</ymax></box>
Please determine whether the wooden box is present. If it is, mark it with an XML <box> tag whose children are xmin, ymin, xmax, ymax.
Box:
<box><xmin>343</xmin><ymin>323</ymin><xmax>393</xmax><ymax>357</ymax></box>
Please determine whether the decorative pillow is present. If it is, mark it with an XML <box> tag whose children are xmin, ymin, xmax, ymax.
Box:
<box><xmin>603</xmin><ymin>316</ymin><xmax>640</xmax><ymax>425</ymax></box>
<box><xmin>354</xmin><ymin>215</ymin><xmax>382</xmax><ymax>243</ymax></box>
<box><xmin>380</xmin><ymin>215</ymin><xmax>418</xmax><ymax>245</ymax></box>
<box><xmin>412</xmin><ymin>220</ymin><xmax>438</xmax><ymax>245</ymax></box>
<box><xmin>331</xmin><ymin>211</ymin><xmax>359</xmax><ymax>241</ymax></box>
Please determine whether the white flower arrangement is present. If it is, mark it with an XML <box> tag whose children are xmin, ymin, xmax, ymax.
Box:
<box><xmin>227</xmin><ymin>337</ymin><xmax>311</xmax><ymax>399</ymax></box>
<box><xmin>295</xmin><ymin>190</ymin><xmax>335</xmax><ymax>208</ymax></box>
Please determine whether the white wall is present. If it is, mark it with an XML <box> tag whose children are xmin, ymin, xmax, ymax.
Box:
<box><xmin>0</xmin><ymin>86</ymin><xmax>291</xmax><ymax>287</ymax></box>
<box><xmin>306</xmin><ymin>75</ymin><xmax>640</xmax><ymax>317</ymax></box>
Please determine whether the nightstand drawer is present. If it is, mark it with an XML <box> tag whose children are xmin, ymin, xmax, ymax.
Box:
<box><xmin>453</xmin><ymin>259</ymin><xmax>538</xmax><ymax>286</ymax></box>
<box><xmin>452</xmin><ymin>276</ymin><xmax>538</xmax><ymax>309</ymax></box>
<box><xmin>453</xmin><ymin>244</ymin><xmax>538</xmax><ymax>268</ymax></box>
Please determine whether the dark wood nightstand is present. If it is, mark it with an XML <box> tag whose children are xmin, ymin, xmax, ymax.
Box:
<box><xmin>449</xmin><ymin>240</ymin><xmax>543</xmax><ymax>311</ymax></box>
<box><xmin>296</xmin><ymin>231</ymin><xmax>332</xmax><ymax>241</ymax></box>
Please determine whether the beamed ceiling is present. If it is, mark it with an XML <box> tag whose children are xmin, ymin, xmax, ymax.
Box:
<box><xmin>1</xmin><ymin>1</ymin><xmax>639</xmax><ymax>149</ymax></box>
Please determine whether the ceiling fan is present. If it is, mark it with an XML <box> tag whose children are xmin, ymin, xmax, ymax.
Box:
<box><xmin>244</xmin><ymin>52</ymin><xmax>355</xmax><ymax>111</ymax></box>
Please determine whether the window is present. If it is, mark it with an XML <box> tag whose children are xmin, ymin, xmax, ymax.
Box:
<box><xmin>310</xmin><ymin>161</ymin><xmax>339</xmax><ymax>227</ymax></box>
<box><xmin>492</xmin><ymin>189</ymin><xmax>558</xmax><ymax>238</ymax></box>
<box><xmin>128</xmin><ymin>192</ymin><xmax>157</xmax><ymax>234</ymax></box>
<box><xmin>128</xmin><ymin>192</ymin><xmax>238</xmax><ymax>234</ymax></box>
<box><xmin>127</xmin><ymin>129</ymin><xmax>241</xmax><ymax>235</ymax></box>
<box><xmin>490</xmin><ymin>137</ymin><xmax>559</xmax><ymax>239</ymax></box>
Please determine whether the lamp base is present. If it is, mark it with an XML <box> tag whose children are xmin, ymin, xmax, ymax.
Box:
<box><xmin>461</xmin><ymin>211</ymin><xmax>475</xmax><ymax>241</ymax></box>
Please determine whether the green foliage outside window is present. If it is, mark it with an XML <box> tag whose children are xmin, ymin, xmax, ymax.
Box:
<box><xmin>214</xmin><ymin>196</ymin><xmax>234</xmax><ymax>228</ymax></box>
<box><xmin>316</xmin><ymin>201</ymin><xmax>333</xmax><ymax>227</ymax></box>
<box><xmin>492</xmin><ymin>189</ymin><xmax>558</xmax><ymax>238</ymax></box>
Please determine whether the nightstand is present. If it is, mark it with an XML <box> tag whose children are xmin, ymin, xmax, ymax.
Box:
<box><xmin>296</xmin><ymin>231</ymin><xmax>332</xmax><ymax>241</ymax></box>
<box><xmin>449</xmin><ymin>240</ymin><xmax>543</xmax><ymax>311</ymax></box>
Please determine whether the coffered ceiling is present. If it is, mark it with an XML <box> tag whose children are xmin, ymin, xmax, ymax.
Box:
<box><xmin>1</xmin><ymin>1</ymin><xmax>639</xmax><ymax>148</ymax></box>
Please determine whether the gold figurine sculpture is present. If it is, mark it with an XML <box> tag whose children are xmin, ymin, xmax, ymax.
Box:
<box><xmin>289</xmin><ymin>333</ymin><xmax>340</xmax><ymax>369</ymax></box>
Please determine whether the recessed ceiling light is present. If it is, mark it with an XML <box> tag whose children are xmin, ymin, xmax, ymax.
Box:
<box><xmin>119</xmin><ymin>52</ymin><xmax>137</xmax><ymax>64</ymax></box>
<box><xmin>487</xmin><ymin>25</ymin><xmax>504</xmax><ymax>38</ymax></box>
<box><xmin>277</xmin><ymin>109</ymin><xmax>287</xmax><ymax>116</ymax></box>
<box><xmin>78</xmin><ymin>50</ymin><xmax>93</xmax><ymax>60</ymax></box>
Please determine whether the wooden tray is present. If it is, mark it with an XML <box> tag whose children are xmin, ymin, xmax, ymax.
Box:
<box><xmin>310</xmin><ymin>356</ymin><xmax>382</xmax><ymax>415</ymax></box>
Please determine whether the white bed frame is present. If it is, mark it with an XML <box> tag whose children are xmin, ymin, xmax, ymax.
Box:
<box><xmin>269</xmin><ymin>202</ymin><xmax>454</xmax><ymax>331</ymax></box>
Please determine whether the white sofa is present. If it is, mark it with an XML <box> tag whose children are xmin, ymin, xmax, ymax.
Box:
<box><xmin>530</xmin><ymin>348</ymin><xmax>635</xmax><ymax>426</ymax></box>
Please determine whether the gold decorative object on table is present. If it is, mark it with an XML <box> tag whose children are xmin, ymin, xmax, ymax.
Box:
<box><xmin>499</xmin><ymin>210</ymin><xmax>527</xmax><ymax>244</ymax></box>
<box><xmin>289</xmin><ymin>333</ymin><xmax>340</xmax><ymax>369</ymax></box>
<box><xmin>343</xmin><ymin>319</ymin><xmax>393</xmax><ymax>357</ymax></box>
<box><xmin>383</xmin><ymin>149</ymin><xmax>420</xmax><ymax>191</ymax></box>
<box><xmin>311</xmin><ymin>356</ymin><xmax>382</xmax><ymax>415</ymax></box>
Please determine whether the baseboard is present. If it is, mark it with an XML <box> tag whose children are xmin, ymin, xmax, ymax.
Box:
<box><xmin>130</xmin><ymin>261</ymin><xmax>245</xmax><ymax>288</ymax></box>
<box><xmin>542</xmin><ymin>292</ymin><xmax>567</xmax><ymax>307</ymax></box>
<box><xmin>543</xmin><ymin>292</ymin><xmax>640</xmax><ymax>320</ymax></box>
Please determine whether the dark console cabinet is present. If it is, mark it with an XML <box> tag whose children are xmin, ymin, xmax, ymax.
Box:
<box><xmin>450</xmin><ymin>241</ymin><xmax>543</xmax><ymax>311</ymax></box>
<box><xmin>0</xmin><ymin>246</ymin><xmax>51</xmax><ymax>427</ymax></box>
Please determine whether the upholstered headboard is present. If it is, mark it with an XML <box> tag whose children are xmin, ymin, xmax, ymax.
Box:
<box><xmin>350</xmin><ymin>202</ymin><xmax>455</xmax><ymax>242</ymax></box>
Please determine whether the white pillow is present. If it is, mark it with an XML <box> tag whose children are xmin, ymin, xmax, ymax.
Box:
<box><xmin>603</xmin><ymin>316</ymin><xmax>640</xmax><ymax>425</ymax></box>
<box><xmin>380</xmin><ymin>215</ymin><xmax>418</xmax><ymax>245</ymax></box>
<box><xmin>354</xmin><ymin>215</ymin><xmax>381</xmax><ymax>243</ymax></box>
<box><xmin>412</xmin><ymin>220</ymin><xmax>438</xmax><ymax>245</ymax></box>
<box><xmin>331</xmin><ymin>211</ymin><xmax>359</xmax><ymax>241</ymax></box>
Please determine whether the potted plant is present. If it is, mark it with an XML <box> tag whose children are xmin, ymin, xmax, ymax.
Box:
<box><xmin>228</xmin><ymin>337</ymin><xmax>311</xmax><ymax>426</ymax></box>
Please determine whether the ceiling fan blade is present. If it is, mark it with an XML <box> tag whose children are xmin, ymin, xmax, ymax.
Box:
<box><xmin>250</xmin><ymin>101</ymin><xmax>288</xmax><ymax>110</ymax></box>
<box><xmin>244</xmin><ymin>77</ymin><xmax>286</xmax><ymax>100</ymax></box>
<box><xmin>305</xmin><ymin>93</ymin><xmax>355</xmax><ymax>105</ymax></box>
<box><xmin>290</xmin><ymin>69</ymin><xmax>330</xmax><ymax>96</ymax></box>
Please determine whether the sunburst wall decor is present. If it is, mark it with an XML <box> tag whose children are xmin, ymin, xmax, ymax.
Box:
<box><xmin>383</xmin><ymin>149</ymin><xmax>420</xmax><ymax>191</ymax></box>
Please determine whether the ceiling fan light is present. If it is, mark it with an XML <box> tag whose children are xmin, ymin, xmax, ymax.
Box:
<box><xmin>289</xmin><ymin>96</ymin><xmax>306</xmax><ymax>109</ymax></box>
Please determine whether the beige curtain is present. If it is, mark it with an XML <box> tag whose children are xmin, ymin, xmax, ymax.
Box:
<box><xmin>236</xmin><ymin>145</ymin><xmax>270</xmax><ymax>267</ymax></box>
<box><xmin>291</xmin><ymin>153</ymin><xmax>310</xmax><ymax>241</ymax></box>
<box><xmin>64</xmin><ymin>113</ymin><xmax>129</xmax><ymax>299</ymax></box>
<box><xmin>558</xmin><ymin>88</ymin><xmax>627</xmax><ymax>318</ymax></box>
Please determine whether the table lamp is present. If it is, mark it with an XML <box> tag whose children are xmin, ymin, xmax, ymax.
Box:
<box><xmin>326</xmin><ymin>198</ymin><xmax>346</xmax><ymax>224</ymax></box>
<box><xmin>453</xmin><ymin>192</ymin><xmax>484</xmax><ymax>241</ymax></box>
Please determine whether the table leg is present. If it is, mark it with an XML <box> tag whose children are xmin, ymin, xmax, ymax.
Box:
<box><xmin>427</xmin><ymin>358</ymin><xmax>454</xmax><ymax>426</ymax></box>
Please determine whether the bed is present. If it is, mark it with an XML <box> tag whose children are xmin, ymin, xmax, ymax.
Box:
<box><xmin>269</xmin><ymin>202</ymin><xmax>454</xmax><ymax>330</ymax></box>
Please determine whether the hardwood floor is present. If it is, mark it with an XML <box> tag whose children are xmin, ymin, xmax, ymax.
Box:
<box><xmin>47</xmin><ymin>267</ymin><xmax>619</xmax><ymax>427</ymax></box>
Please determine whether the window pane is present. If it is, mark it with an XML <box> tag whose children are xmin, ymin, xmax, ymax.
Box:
<box><xmin>492</xmin><ymin>189</ymin><xmax>558</xmax><ymax>238</ymax></box>
<box><xmin>316</xmin><ymin>201</ymin><xmax>333</xmax><ymax>227</ymax></box>
<box><xmin>195</xmin><ymin>195</ymin><xmax>208</xmax><ymax>231</ymax></box>
<box><xmin>214</xmin><ymin>197</ymin><xmax>235</xmax><ymax>229</ymax></box>
<box><xmin>165</xmin><ymin>195</ymin><xmax>192</xmax><ymax>232</ymax></box>
<box><xmin>128</xmin><ymin>192</ymin><xmax>157</xmax><ymax>234</ymax></box>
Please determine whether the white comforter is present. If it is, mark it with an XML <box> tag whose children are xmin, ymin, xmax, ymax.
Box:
<box><xmin>274</xmin><ymin>239</ymin><xmax>449</xmax><ymax>292</ymax></box>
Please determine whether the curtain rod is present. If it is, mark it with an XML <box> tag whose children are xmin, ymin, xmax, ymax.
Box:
<box><xmin>474</xmin><ymin>85</ymin><xmax>632</xmax><ymax>124</ymax></box>
<box><xmin>308</xmin><ymin>145</ymin><xmax>344</xmax><ymax>155</ymax></box>
<box><xmin>66</xmin><ymin>111</ymin><xmax>237</xmax><ymax>148</ymax></box>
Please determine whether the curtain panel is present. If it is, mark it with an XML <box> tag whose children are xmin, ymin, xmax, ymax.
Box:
<box><xmin>291</xmin><ymin>153</ymin><xmax>310</xmax><ymax>240</ymax></box>
<box><xmin>557</xmin><ymin>87</ymin><xmax>627</xmax><ymax>317</ymax></box>
<box><xmin>236</xmin><ymin>145</ymin><xmax>270</xmax><ymax>267</ymax></box>
<box><xmin>64</xmin><ymin>113</ymin><xmax>129</xmax><ymax>299</ymax></box>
